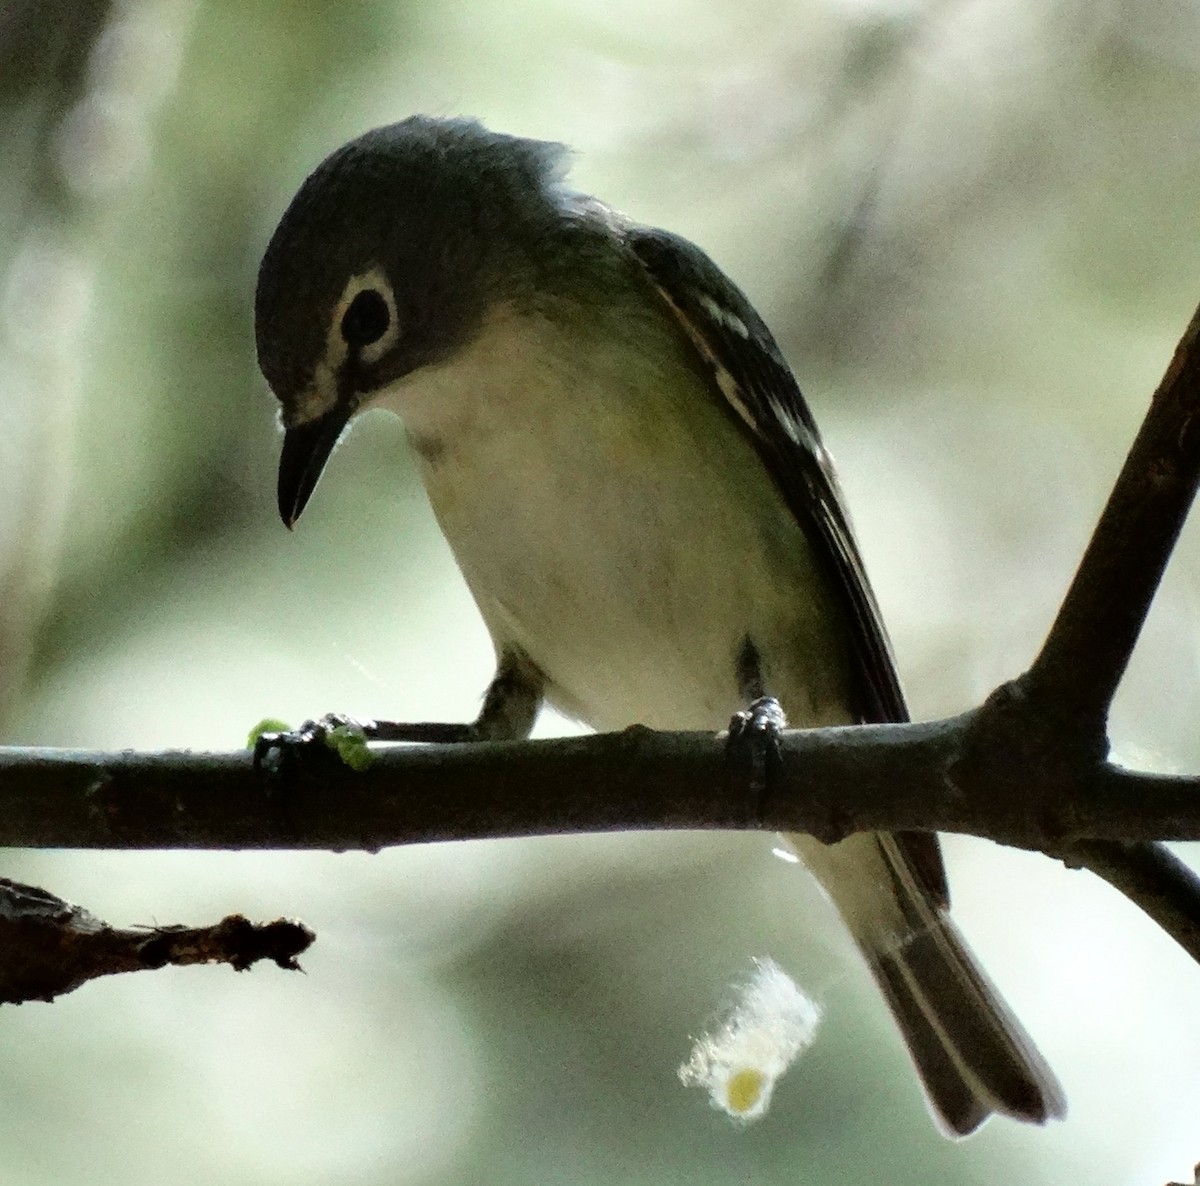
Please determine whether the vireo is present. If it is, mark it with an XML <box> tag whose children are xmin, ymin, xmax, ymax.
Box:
<box><xmin>254</xmin><ymin>115</ymin><xmax>1064</xmax><ymax>1135</ymax></box>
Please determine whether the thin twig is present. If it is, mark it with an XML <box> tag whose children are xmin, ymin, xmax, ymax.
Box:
<box><xmin>0</xmin><ymin>877</ymin><xmax>312</xmax><ymax>1004</ymax></box>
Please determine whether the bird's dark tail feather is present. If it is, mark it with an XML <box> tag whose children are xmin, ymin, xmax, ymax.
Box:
<box><xmin>788</xmin><ymin>830</ymin><xmax>1065</xmax><ymax>1136</ymax></box>
<box><xmin>866</xmin><ymin>895</ymin><xmax>1065</xmax><ymax>1135</ymax></box>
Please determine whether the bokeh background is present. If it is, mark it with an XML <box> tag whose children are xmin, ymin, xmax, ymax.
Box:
<box><xmin>3</xmin><ymin>0</ymin><xmax>1200</xmax><ymax>1182</ymax></box>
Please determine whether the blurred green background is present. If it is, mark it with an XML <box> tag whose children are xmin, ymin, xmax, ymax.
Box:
<box><xmin>3</xmin><ymin>0</ymin><xmax>1200</xmax><ymax>1182</ymax></box>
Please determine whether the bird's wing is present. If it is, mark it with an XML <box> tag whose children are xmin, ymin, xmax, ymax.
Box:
<box><xmin>627</xmin><ymin>225</ymin><xmax>947</xmax><ymax>904</ymax></box>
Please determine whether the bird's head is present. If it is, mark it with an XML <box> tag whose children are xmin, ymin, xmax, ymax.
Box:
<box><xmin>254</xmin><ymin>116</ymin><xmax>570</xmax><ymax>526</ymax></box>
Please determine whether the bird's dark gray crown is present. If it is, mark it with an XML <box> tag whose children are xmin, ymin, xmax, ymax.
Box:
<box><xmin>255</xmin><ymin>116</ymin><xmax>572</xmax><ymax>403</ymax></box>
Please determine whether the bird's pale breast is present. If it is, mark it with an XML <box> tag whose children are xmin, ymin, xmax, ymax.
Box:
<box><xmin>375</xmin><ymin>303</ymin><xmax>857</xmax><ymax>733</ymax></box>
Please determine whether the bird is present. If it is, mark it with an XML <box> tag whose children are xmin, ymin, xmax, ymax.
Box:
<box><xmin>253</xmin><ymin>114</ymin><xmax>1065</xmax><ymax>1135</ymax></box>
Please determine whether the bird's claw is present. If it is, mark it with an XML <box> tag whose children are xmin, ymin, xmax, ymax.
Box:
<box><xmin>252</xmin><ymin>712</ymin><xmax>376</xmax><ymax>782</ymax></box>
<box><xmin>729</xmin><ymin>696</ymin><xmax>787</xmax><ymax>739</ymax></box>
<box><xmin>726</xmin><ymin>696</ymin><xmax>787</xmax><ymax>820</ymax></box>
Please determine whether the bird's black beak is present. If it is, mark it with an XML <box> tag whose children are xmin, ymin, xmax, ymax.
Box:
<box><xmin>277</xmin><ymin>404</ymin><xmax>353</xmax><ymax>528</ymax></box>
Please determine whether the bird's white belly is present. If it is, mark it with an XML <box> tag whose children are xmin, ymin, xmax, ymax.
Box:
<box><xmin>377</xmin><ymin>307</ymin><xmax>856</xmax><ymax>733</ymax></box>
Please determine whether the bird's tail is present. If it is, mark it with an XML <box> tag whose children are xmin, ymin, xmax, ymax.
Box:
<box><xmin>788</xmin><ymin>830</ymin><xmax>1066</xmax><ymax>1136</ymax></box>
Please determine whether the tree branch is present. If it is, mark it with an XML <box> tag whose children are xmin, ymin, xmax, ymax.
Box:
<box><xmin>1023</xmin><ymin>299</ymin><xmax>1200</xmax><ymax>734</ymax></box>
<box><xmin>0</xmin><ymin>713</ymin><xmax>1194</xmax><ymax>852</ymax></box>
<box><xmin>4</xmin><ymin>290</ymin><xmax>1200</xmax><ymax>999</ymax></box>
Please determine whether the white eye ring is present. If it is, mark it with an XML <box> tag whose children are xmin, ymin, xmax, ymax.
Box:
<box><xmin>331</xmin><ymin>267</ymin><xmax>399</xmax><ymax>366</ymax></box>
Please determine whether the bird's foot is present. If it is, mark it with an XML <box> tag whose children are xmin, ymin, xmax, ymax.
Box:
<box><xmin>726</xmin><ymin>696</ymin><xmax>787</xmax><ymax>821</ymax></box>
<box><xmin>252</xmin><ymin>713</ymin><xmax>376</xmax><ymax>783</ymax></box>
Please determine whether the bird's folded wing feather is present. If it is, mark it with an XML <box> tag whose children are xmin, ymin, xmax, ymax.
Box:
<box><xmin>627</xmin><ymin>224</ymin><xmax>947</xmax><ymax>906</ymax></box>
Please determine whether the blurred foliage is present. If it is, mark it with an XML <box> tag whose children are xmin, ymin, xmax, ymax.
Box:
<box><xmin>2</xmin><ymin>0</ymin><xmax>1200</xmax><ymax>1183</ymax></box>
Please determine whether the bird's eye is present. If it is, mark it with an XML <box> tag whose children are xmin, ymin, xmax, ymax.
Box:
<box><xmin>340</xmin><ymin>288</ymin><xmax>391</xmax><ymax>346</ymax></box>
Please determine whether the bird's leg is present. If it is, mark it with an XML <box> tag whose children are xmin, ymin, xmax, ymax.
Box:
<box><xmin>361</xmin><ymin>651</ymin><xmax>544</xmax><ymax>743</ymax></box>
<box><xmin>253</xmin><ymin>650</ymin><xmax>544</xmax><ymax>779</ymax></box>
<box><xmin>726</xmin><ymin>636</ymin><xmax>787</xmax><ymax>819</ymax></box>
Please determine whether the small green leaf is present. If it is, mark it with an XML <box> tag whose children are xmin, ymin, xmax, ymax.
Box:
<box><xmin>247</xmin><ymin>718</ymin><xmax>291</xmax><ymax>748</ymax></box>
<box><xmin>325</xmin><ymin>724</ymin><xmax>374</xmax><ymax>771</ymax></box>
